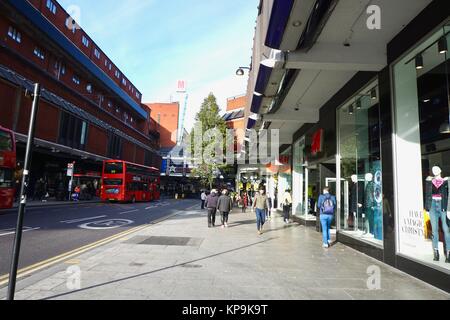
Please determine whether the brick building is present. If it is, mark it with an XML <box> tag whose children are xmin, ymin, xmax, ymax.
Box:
<box><xmin>0</xmin><ymin>0</ymin><xmax>160</xmax><ymax>198</ymax></box>
<box><xmin>146</xmin><ymin>102</ymin><xmax>180</xmax><ymax>150</ymax></box>
<box><xmin>223</xmin><ymin>94</ymin><xmax>246</xmax><ymax>155</ymax></box>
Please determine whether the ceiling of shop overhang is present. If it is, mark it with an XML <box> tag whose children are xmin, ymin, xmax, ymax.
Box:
<box><xmin>266</xmin><ymin>0</ymin><xmax>433</xmax><ymax>141</ymax></box>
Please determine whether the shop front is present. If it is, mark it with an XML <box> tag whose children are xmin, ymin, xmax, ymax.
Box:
<box><xmin>392</xmin><ymin>21</ymin><xmax>450</xmax><ymax>277</ymax></box>
<box><xmin>276</xmin><ymin>148</ymin><xmax>292</xmax><ymax>211</ymax></box>
<box><xmin>292</xmin><ymin>109</ymin><xmax>337</xmax><ymax>229</ymax></box>
<box><xmin>337</xmin><ymin>80</ymin><xmax>383</xmax><ymax>248</ymax></box>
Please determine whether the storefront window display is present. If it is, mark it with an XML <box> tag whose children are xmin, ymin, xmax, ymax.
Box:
<box><xmin>277</xmin><ymin>148</ymin><xmax>292</xmax><ymax>211</ymax></box>
<box><xmin>393</xmin><ymin>22</ymin><xmax>450</xmax><ymax>271</ymax></box>
<box><xmin>293</xmin><ymin>138</ymin><xmax>305</xmax><ymax>217</ymax></box>
<box><xmin>337</xmin><ymin>80</ymin><xmax>384</xmax><ymax>247</ymax></box>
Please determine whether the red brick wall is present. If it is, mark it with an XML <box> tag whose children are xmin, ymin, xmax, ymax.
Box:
<box><xmin>0</xmin><ymin>80</ymin><xmax>18</xmax><ymax>129</ymax></box>
<box><xmin>146</xmin><ymin>102</ymin><xmax>179</xmax><ymax>149</ymax></box>
<box><xmin>35</xmin><ymin>101</ymin><xmax>60</xmax><ymax>142</ymax></box>
<box><xmin>135</xmin><ymin>146</ymin><xmax>145</xmax><ymax>165</ymax></box>
<box><xmin>86</xmin><ymin>125</ymin><xmax>108</xmax><ymax>156</ymax></box>
<box><xmin>122</xmin><ymin>141</ymin><xmax>135</xmax><ymax>163</ymax></box>
<box><xmin>226</xmin><ymin>95</ymin><xmax>246</xmax><ymax>112</ymax></box>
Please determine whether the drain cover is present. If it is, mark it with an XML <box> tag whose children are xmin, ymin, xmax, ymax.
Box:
<box><xmin>126</xmin><ymin>236</ymin><xmax>204</xmax><ymax>247</ymax></box>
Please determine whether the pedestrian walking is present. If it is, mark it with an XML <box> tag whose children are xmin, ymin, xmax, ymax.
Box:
<box><xmin>282</xmin><ymin>189</ymin><xmax>292</xmax><ymax>224</ymax></box>
<box><xmin>239</xmin><ymin>192</ymin><xmax>249</xmax><ymax>213</ymax></box>
<box><xmin>318</xmin><ymin>187</ymin><xmax>337</xmax><ymax>248</ymax></box>
<box><xmin>201</xmin><ymin>190</ymin><xmax>207</xmax><ymax>210</ymax></box>
<box><xmin>253</xmin><ymin>189</ymin><xmax>268</xmax><ymax>235</ymax></box>
<box><xmin>217</xmin><ymin>189</ymin><xmax>233</xmax><ymax>228</ymax></box>
<box><xmin>206</xmin><ymin>189</ymin><xmax>219</xmax><ymax>228</ymax></box>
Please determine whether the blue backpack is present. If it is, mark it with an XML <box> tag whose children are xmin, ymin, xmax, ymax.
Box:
<box><xmin>322</xmin><ymin>195</ymin><xmax>335</xmax><ymax>215</ymax></box>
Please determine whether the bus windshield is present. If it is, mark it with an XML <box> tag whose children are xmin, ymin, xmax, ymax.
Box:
<box><xmin>104</xmin><ymin>162</ymin><xmax>123</xmax><ymax>174</ymax></box>
<box><xmin>0</xmin><ymin>131</ymin><xmax>13</xmax><ymax>151</ymax></box>
<box><xmin>103</xmin><ymin>179</ymin><xmax>123</xmax><ymax>186</ymax></box>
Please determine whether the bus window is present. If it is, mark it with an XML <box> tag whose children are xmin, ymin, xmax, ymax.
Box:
<box><xmin>104</xmin><ymin>162</ymin><xmax>123</xmax><ymax>174</ymax></box>
<box><xmin>0</xmin><ymin>131</ymin><xmax>13</xmax><ymax>151</ymax></box>
<box><xmin>0</xmin><ymin>168</ymin><xmax>13</xmax><ymax>188</ymax></box>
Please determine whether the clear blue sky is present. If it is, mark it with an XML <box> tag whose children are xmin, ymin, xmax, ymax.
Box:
<box><xmin>59</xmin><ymin>0</ymin><xmax>258</xmax><ymax>131</ymax></box>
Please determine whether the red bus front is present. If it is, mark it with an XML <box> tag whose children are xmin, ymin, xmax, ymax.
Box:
<box><xmin>101</xmin><ymin>161</ymin><xmax>126</xmax><ymax>202</ymax></box>
<box><xmin>0</xmin><ymin>127</ymin><xmax>16</xmax><ymax>210</ymax></box>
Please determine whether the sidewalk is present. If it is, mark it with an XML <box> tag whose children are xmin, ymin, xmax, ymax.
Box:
<box><xmin>4</xmin><ymin>204</ymin><xmax>450</xmax><ymax>300</ymax></box>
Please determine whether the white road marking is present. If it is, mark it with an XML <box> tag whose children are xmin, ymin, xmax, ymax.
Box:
<box><xmin>119</xmin><ymin>209</ymin><xmax>139</xmax><ymax>215</ymax></box>
<box><xmin>78</xmin><ymin>219</ymin><xmax>133</xmax><ymax>230</ymax></box>
<box><xmin>60</xmin><ymin>215</ymin><xmax>107</xmax><ymax>224</ymax></box>
<box><xmin>0</xmin><ymin>227</ymin><xmax>41</xmax><ymax>237</ymax></box>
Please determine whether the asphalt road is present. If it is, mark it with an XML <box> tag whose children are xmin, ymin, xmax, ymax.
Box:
<box><xmin>0</xmin><ymin>198</ymin><xmax>198</xmax><ymax>280</ymax></box>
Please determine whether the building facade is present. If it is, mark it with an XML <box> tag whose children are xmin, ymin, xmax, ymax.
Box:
<box><xmin>243</xmin><ymin>0</ymin><xmax>450</xmax><ymax>291</ymax></box>
<box><xmin>0</xmin><ymin>0</ymin><xmax>160</xmax><ymax>198</ymax></box>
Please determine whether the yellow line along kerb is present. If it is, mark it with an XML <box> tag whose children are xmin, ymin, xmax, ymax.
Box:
<box><xmin>0</xmin><ymin>208</ymin><xmax>186</xmax><ymax>287</ymax></box>
<box><xmin>0</xmin><ymin>224</ymin><xmax>148</xmax><ymax>286</ymax></box>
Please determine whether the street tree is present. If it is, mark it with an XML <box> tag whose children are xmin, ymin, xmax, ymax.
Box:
<box><xmin>189</xmin><ymin>93</ymin><xmax>230</xmax><ymax>189</ymax></box>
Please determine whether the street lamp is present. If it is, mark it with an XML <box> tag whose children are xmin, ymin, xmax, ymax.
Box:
<box><xmin>236</xmin><ymin>67</ymin><xmax>251</xmax><ymax>76</ymax></box>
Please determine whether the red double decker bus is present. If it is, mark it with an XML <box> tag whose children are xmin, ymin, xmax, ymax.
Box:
<box><xmin>0</xmin><ymin>126</ymin><xmax>16</xmax><ymax>209</ymax></box>
<box><xmin>100</xmin><ymin>160</ymin><xmax>160</xmax><ymax>203</ymax></box>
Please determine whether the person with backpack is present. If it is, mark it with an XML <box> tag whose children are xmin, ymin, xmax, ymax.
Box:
<box><xmin>318</xmin><ymin>187</ymin><xmax>337</xmax><ymax>248</ymax></box>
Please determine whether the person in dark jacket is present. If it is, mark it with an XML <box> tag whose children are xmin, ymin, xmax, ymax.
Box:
<box><xmin>217</xmin><ymin>189</ymin><xmax>233</xmax><ymax>228</ymax></box>
<box><xmin>206</xmin><ymin>189</ymin><xmax>219</xmax><ymax>228</ymax></box>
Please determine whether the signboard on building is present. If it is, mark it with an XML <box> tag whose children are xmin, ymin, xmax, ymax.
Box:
<box><xmin>176</xmin><ymin>80</ymin><xmax>186</xmax><ymax>93</ymax></box>
<box><xmin>311</xmin><ymin>129</ymin><xmax>324</xmax><ymax>155</ymax></box>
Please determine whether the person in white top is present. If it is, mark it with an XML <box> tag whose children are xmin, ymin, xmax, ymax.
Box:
<box><xmin>201</xmin><ymin>191</ymin><xmax>207</xmax><ymax>210</ymax></box>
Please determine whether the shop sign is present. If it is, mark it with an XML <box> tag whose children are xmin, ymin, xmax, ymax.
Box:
<box><xmin>311</xmin><ymin>129</ymin><xmax>324</xmax><ymax>155</ymax></box>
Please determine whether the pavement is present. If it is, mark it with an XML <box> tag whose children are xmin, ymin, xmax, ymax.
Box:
<box><xmin>1</xmin><ymin>203</ymin><xmax>449</xmax><ymax>300</ymax></box>
<box><xmin>0</xmin><ymin>199</ymin><xmax>196</xmax><ymax>279</ymax></box>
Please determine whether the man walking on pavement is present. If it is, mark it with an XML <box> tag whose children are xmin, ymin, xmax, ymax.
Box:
<box><xmin>253</xmin><ymin>188</ymin><xmax>268</xmax><ymax>235</ymax></box>
<box><xmin>206</xmin><ymin>189</ymin><xmax>219</xmax><ymax>228</ymax></box>
<box><xmin>217</xmin><ymin>189</ymin><xmax>233</xmax><ymax>228</ymax></box>
<box><xmin>201</xmin><ymin>190</ymin><xmax>207</xmax><ymax>210</ymax></box>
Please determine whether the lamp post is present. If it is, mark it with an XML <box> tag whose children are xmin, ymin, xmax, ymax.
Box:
<box><xmin>236</xmin><ymin>67</ymin><xmax>251</xmax><ymax>76</ymax></box>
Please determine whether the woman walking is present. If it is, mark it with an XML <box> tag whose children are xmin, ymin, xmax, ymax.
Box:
<box><xmin>282</xmin><ymin>189</ymin><xmax>292</xmax><ymax>224</ymax></box>
<box><xmin>253</xmin><ymin>189</ymin><xmax>268</xmax><ymax>235</ymax></box>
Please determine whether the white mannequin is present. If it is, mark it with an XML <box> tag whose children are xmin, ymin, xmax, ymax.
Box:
<box><xmin>365</xmin><ymin>173</ymin><xmax>373</xmax><ymax>182</ymax></box>
<box><xmin>432</xmin><ymin>166</ymin><xmax>442</xmax><ymax>178</ymax></box>
<box><xmin>351</xmin><ymin>174</ymin><xmax>358</xmax><ymax>183</ymax></box>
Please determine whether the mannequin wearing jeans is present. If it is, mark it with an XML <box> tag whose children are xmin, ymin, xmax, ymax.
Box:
<box><xmin>364</xmin><ymin>173</ymin><xmax>375</xmax><ymax>235</ymax></box>
<box><xmin>425</xmin><ymin>166</ymin><xmax>450</xmax><ymax>263</ymax></box>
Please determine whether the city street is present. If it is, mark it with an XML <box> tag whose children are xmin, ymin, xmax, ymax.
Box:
<box><xmin>0</xmin><ymin>199</ymin><xmax>198</xmax><ymax>284</ymax></box>
<box><xmin>0</xmin><ymin>201</ymin><xmax>448</xmax><ymax>300</ymax></box>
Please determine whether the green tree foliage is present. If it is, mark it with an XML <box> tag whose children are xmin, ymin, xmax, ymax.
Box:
<box><xmin>189</xmin><ymin>93</ymin><xmax>230</xmax><ymax>189</ymax></box>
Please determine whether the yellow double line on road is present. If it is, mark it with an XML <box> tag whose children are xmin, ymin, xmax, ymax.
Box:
<box><xmin>0</xmin><ymin>224</ymin><xmax>149</xmax><ymax>287</ymax></box>
<box><xmin>0</xmin><ymin>206</ymin><xmax>188</xmax><ymax>287</ymax></box>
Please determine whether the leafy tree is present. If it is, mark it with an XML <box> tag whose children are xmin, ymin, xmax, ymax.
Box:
<box><xmin>189</xmin><ymin>93</ymin><xmax>230</xmax><ymax>189</ymax></box>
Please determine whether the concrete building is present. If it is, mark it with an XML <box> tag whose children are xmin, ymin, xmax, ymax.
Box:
<box><xmin>0</xmin><ymin>0</ymin><xmax>160</xmax><ymax>198</ymax></box>
<box><xmin>242</xmin><ymin>0</ymin><xmax>450</xmax><ymax>291</ymax></box>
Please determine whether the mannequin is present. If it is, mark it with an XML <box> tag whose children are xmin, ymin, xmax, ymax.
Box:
<box><xmin>349</xmin><ymin>175</ymin><xmax>364</xmax><ymax>231</ymax></box>
<box><xmin>425</xmin><ymin>166</ymin><xmax>450</xmax><ymax>263</ymax></box>
<box><xmin>364</xmin><ymin>173</ymin><xmax>375</xmax><ymax>236</ymax></box>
